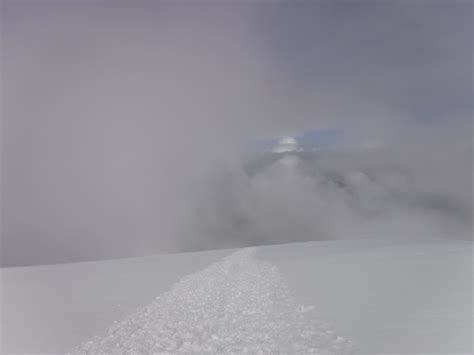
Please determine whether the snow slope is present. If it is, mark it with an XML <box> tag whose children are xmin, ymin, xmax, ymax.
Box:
<box><xmin>73</xmin><ymin>248</ymin><xmax>352</xmax><ymax>354</ymax></box>
<box><xmin>1</xmin><ymin>238</ymin><xmax>472</xmax><ymax>354</ymax></box>
<box><xmin>259</xmin><ymin>238</ymin><xmax>473</xmax><ymax>354</ymax></box>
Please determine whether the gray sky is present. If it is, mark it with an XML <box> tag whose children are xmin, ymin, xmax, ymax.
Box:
<box><xmin>1</xmin><ymin>0</ymin><xmax>472</xmax><ymax>266</ymax></box>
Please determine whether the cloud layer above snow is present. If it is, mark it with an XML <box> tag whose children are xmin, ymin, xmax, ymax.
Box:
<box><xmin>1</xmin><ymin>1</ymin><xmax>472</xmax><ymax>266</ymax></box>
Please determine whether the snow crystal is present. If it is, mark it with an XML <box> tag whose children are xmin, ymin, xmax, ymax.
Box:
<box><xmin>72</xmin><ymin>248</ymin><xmax>353</xmax><ymax>354</ymax></box>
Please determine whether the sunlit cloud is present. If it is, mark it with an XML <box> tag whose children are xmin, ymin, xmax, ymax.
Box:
<box><xmin>271</xmin><ymin>137</ymin><xmax>299</xmax><ymax>153</ymax></box>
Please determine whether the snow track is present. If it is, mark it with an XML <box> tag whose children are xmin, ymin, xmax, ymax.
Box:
<box><xmin>73</xmin><ymin>248</ymin><xmax>353</xmax><ymax>354</ymax></box>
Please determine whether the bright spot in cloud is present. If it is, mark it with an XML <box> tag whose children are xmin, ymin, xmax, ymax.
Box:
<box><xmin>272</xmin><ymin>137</ymin><xmax>299</xmax><ymax>153</ymax></box>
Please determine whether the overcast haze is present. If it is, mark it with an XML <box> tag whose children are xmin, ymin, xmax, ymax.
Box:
<box><xmin>1</xmin><ymin>0</ymin><xmax>472</xmax><ymax>266</ymax></box>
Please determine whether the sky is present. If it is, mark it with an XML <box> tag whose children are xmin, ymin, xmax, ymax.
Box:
<box><xmin>1</xmin><ymin>0</ymin><xmax>472</xmax><ymax>266</ymax></box>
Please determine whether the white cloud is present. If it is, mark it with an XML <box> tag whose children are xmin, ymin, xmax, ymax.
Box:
<box><xmin>272</xmin><ymin>137</ymin><xmax>299</xmax><ymax>153</ymax></box>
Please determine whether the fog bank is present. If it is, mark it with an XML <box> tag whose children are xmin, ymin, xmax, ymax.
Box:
<box><xmin>1</xmin><ymin>1</ymin><xmax>472</xmax><ymax>266</ymax></box>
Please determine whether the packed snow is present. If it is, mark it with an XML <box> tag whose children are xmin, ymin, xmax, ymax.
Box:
<box><xmin>2</xmin><ymin>238</ymin><xmax>471</xmax><ymax>354</ymax></box>
<box><xmin>72</xmin><ymin>248</ymin><xmax>352</xmax><ymax>354</ymax></box>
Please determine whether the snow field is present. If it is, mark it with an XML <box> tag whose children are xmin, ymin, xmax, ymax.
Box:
<box><xmin>73</xmin><ymin>248</ymin><xmax>353</xmax><ymax>354</ymax></box>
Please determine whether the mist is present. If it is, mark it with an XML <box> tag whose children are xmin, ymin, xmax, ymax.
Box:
<box><xmin>192</xmin><ymin>132</ymin><xmax>472</xmax><ymax>252</ymax></box>
<box><xmin>1</xmin><ymin>1</ymin><xmax>472</xmax><ymax>266</ymax></box>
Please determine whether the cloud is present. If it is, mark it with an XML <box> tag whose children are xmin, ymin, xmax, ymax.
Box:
<box><xmin>192</xmin><ymin>143</ymin><xmax>471</xmax><ymax>251</ymax></box>
<box><xmin>272</xmin><ymin>137</ymin><xmax>299</xmax><ymax>153</ymax></box>
<box><xmin>1</xmin><ymin>1</ymin><xmax>472</xmax><ymax>266</ymax></box>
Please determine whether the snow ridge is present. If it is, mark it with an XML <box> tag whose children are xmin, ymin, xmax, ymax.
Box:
<box><xmin>73</xmin><ymin>248</ymin><xmax>353</xmax><ymax>354</ymax></box>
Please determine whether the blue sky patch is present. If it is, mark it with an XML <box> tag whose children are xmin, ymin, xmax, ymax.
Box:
<box><xmin>297</xmin><ymin>129</ymin><xmax>341</xmax><ymax>149</ymax></box>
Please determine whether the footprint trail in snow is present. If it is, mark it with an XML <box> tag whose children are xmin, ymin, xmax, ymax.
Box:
<box><xmin>73</xmin><ymin>248</ymin><xmax>353</xmax><ymax>354</ymax></box>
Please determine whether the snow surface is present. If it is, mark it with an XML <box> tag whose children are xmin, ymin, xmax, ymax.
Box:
<box><xmin>72</xmin><ymin>248</ymin><xmax>352</xmax><ymax>354</ymax></box>
<box><xmin>1</xmin><ymin>238</ymin><xmax>472</xmax><ymax>354</ymax></box>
